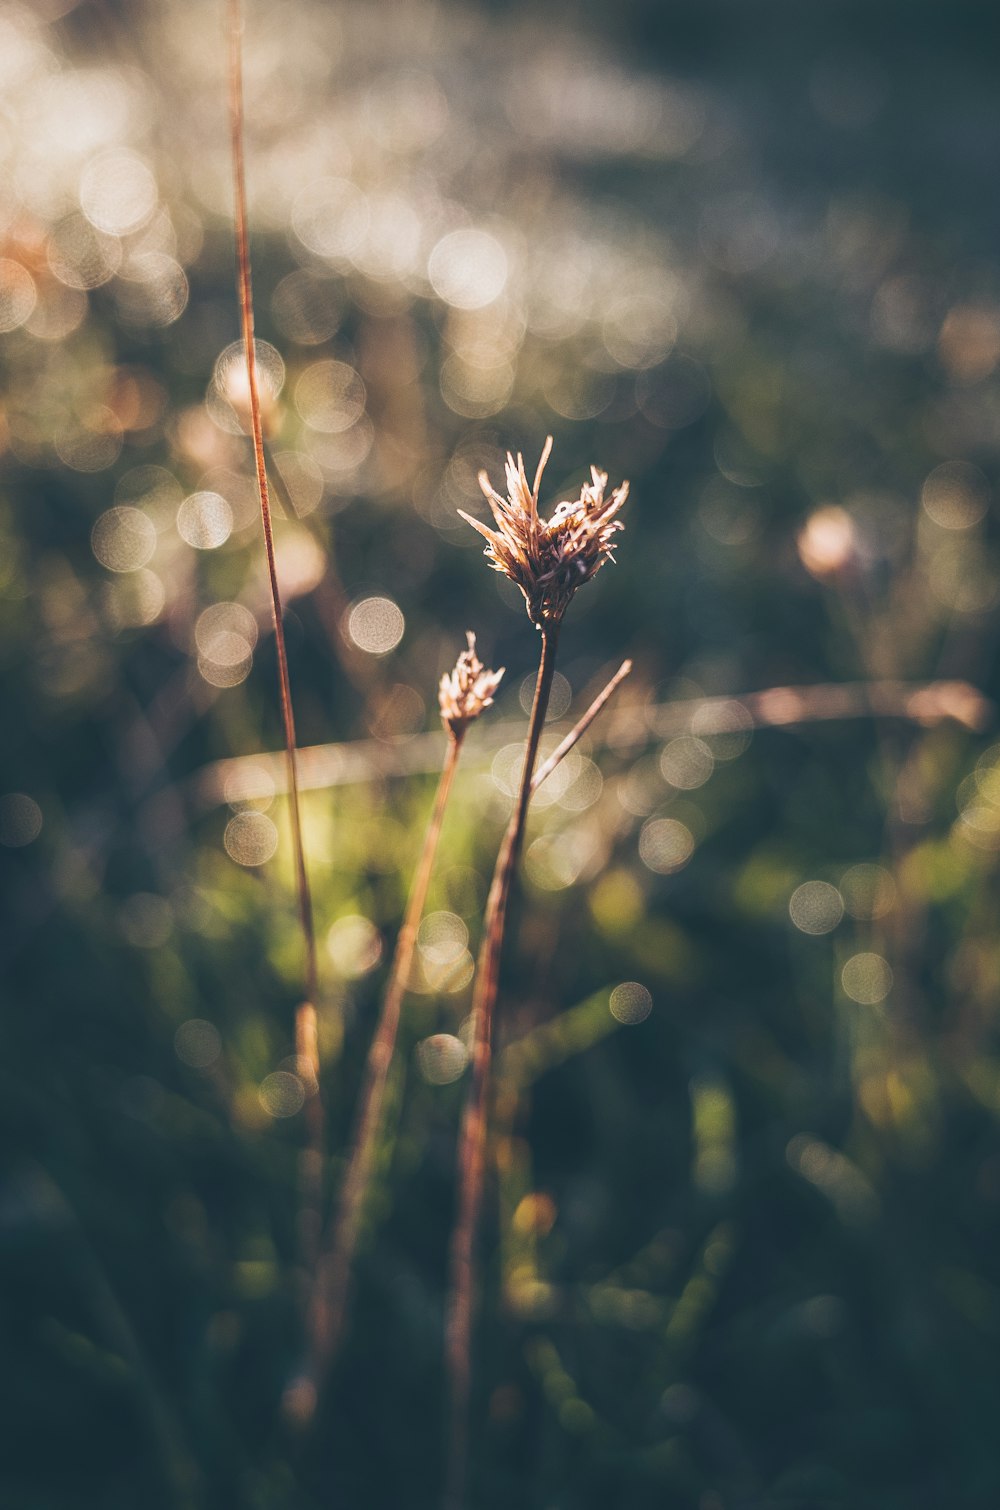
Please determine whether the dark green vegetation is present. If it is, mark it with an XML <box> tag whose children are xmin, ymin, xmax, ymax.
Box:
<box><xmin>3</xmin><ymin>2</ymin><xmax>1000</xmax><ymax>1506</ymax></box>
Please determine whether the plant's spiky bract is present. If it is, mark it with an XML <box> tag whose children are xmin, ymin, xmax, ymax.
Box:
<box><xmin>438</xmin><ymin>631</ymin><xmax>505</xmax><ymax>739</ymax></box>
<box><xmin>459</xmin><ymin>437</ymin><xmax>628</xmax><ymax>628</ymax></box>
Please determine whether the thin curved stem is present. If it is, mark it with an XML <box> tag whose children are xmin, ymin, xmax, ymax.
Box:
<box><xmin>445</xmin><ymin>623</ymin><xmax>560</xmax><ymax>1510</ymax></box>
<box><xmin>530</xmin><ymin>658</ymin><xmax>632</xmax><ymax>792</ymax></box>
<box><xmin>227</xmin><ymin>0</ymin><xmax>322</xmax><ymax>1279</ymax></box>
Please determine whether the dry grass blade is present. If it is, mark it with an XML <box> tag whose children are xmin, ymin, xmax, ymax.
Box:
<box><xmin>227</xmin><ymin>0</ymin><xmax>322</xmax><ymax>1280</ymax></box>
<box><xmin>530</xmin><ymin>658</ymin><xmax>633</xmax><ymax>792</ymax></box>
<box><xmin>286</xmin><ymin>636</ymin><xmax>504</xmax><ymax>1427</ymax></box>
<box><xmin>192</xmin><ymin>678</ymin><xmax>990</xmax><ymax>810</ymax></box>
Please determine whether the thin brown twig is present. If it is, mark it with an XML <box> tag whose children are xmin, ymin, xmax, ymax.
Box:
<box><xmin>227</xmin><ymin>0</ymin><xmax>323</xmax><ymax>1276</ymax></box>
<box><xmin>445</xmin><ymin>622</ymin><xmax>560</xmax><ymax>1510</ymax></box>
<box><xmin>192</xmin><ymin>678</ymin><xmax>991</xmax><ymax>808</ymax></box>
<box><xmin>530</xmin><ymin>659</ymin><xmax>633</xmax><ymax>792</ymax></box>
<box><xmin>289</xmin><ymin>731</ymin><xmax>467</xmax><ymax>1425</ymax></box>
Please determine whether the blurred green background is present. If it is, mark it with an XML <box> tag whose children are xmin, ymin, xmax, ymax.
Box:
<box><xmin>4</xmin><ymin>1</ymin><xmax>1000</xmax><ymax>1506</ymax></box>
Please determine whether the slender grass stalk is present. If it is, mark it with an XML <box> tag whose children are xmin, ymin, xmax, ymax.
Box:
<box><xmin>227</xmin><ymin>0</ymin><xmax>322</xmax><ymax>1285</ymax></box>
<box><xmin>530</xmin><ymin>657</ymin><xmax>632</xmax><ymax>793</ymax></box>
<box><xmin>193</xmin><ymin>677</ymin><xmax>991</xmax><ymax>810</ymax></box>
<box><xmin>445</xmin><ymin>438</ymin><xmax>629</xmax><ymax>1508</ymax></box>
<box><xmin>445</xmin><ymin>621</ymin><xmax>560</xmax><ymax>1510</ymax></box>
<box><xmin>284</xmin><ymin>633</ymin><xmax>504</xmax><ymax>1427</ymax></box>
<box><xmin>293</xmin><ymin>730</ymin><xmax>465</xmax><ymax>1423</ymax></box>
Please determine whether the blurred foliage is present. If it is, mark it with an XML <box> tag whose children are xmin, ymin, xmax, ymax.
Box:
<box><xmin>3</xmin><ymin>0</ymin><xmax>1000</xmax><ymax>1507</ymax></box>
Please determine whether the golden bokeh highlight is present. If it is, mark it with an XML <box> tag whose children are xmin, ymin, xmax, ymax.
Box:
<box><xmin>428</xmin><ymin>229</ymin><xmax>508</xmax><ymax>310</ymax></box>
<box><xmin>0</xmin><ymin>258</ymin><xmax>37</xmax><ymax>331</ymax></box>
<box><xmin>224</xmin><ymin>812</ymin><xmax>279</xmax><ymax>867</ymax></box>
<box><xmin>79</xmin><ymin>148</ymin><xmax>157</xmax><ymax>235</ymax></box>
<box><xmin>295</xmin><ymin>359</ymin><xmax>365</xmax><ymax>434</ymax></box>
<box><xmin>91</xmin><ymin>506</ymin><xmax>157</xmax><ymax>573</ymax></box>
<box><xmin>609</xmin><ymin>982</ymin><xmax>652</xmax><ymax>1024</ymax></box>
<box><xmin>326</xmin><ymin>914</ymin><xmax>382</xmax><ymax>978</ymax></box>
<box><xmin>639</xmin><ymin>817</ymin><xmax>695</xmax><ymax>875</ymax></box>
<box><xmin>788</xmin><ymin>880</ymin><xmax>844</xmax><ymax>935</ymax></box>
<box><xmin>841</xmin><ymin>952</ymin><xmax>893</xmax><ymax>1005</ymax></box>
<box><xmin>259</xmin><ymin>1070</ymin><xmax>306</xmax><ymax>1118</ymax></box>
<box><xmin>660</xmin><ymin>735</ymin><xmax>714</xmax><ymax>790</ymax></box>
<box><xmin>177</xmin><ymin>491</ymin><xmax>233</xmax><ymax>550</ymax></box>
<box><xmin>346</xmin><ymin>596</ymin><xmax>405</xmax><ymax>656</ymax></box>
<box><xmin>416</xmin><ymin>1033</ymin><xmax>469</xmax><ymax>1085</ymax></box>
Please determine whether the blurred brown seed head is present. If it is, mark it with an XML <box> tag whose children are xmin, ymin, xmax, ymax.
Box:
<box><xmin>439</xmin><ymin>631</ymin><xmax>505</xmax><ymax>739</ymax></box>
<box><xmin>460</xmin><ymin>437</ymin><xmax>628</xmax><ymax>628</ymax></box>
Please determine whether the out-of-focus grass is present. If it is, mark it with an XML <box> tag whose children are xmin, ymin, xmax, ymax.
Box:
<box><xmin>3</xmin><ymin>1</ymin><xmax>1000</xmax><ymax>1506</ymax></box>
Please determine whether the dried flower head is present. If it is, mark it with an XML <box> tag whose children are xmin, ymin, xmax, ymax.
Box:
<box><xmin>439</xmin><ymin>631</ymin><xmax>505</xmax><ymax>739</ymax></box>
<box><xmin>459</xmin><ymin>437</ymin><xmax>628</xmax><ymax>628</ymax></box>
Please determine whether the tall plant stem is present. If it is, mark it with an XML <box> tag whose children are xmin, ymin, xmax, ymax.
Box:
<box><xmin>227</xmin><ymin>0</ymin><xmax>322</xmax><ymax>1274</ymax></box>
<box><xmin>445</xmin><ymin>623</ymin><xmax>560</xmax><ymax>1510</ymax></box>
<box><xmin>292</xmin><ymin>732</ymin><xmax>466</xmax><ymax>1422</ymax></box>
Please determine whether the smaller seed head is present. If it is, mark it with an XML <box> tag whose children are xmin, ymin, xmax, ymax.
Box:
<box><xmin>439</xmin><ymin>631</ymin><xmax>505</xmax><ymax>739</ymax></box>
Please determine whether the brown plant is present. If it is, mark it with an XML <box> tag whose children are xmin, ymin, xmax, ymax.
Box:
<box><xmin>439</xmin><ymin>631</ymin><xmax>506</xmax><ymax>739</ymax></box>
<box><xmin>446</xmin><ymin>440</ymin><xmax>628</xmax><ymax>1508</ymax></box>
<box><xmin>226</xmin><ymin>0</ymin><xmax>323</xmax><ymax>1295</ymax></box>
<box><xmin>286</xmin><ymin>634</ymin><xmax>504</xmax><ymax>1427</ymax></box>
<box><xmin>460</xmin><ymin>436</ymin><xmax>628</xmax><ymax>628</ymax></box>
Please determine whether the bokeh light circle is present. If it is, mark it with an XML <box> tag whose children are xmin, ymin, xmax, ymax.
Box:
<box><xmin>660</xmin><ymin>736</ymin><xmax>714</xmax><ymax>790</ymax></box>
<box><xmin>174</xmin><ymin>1018</ymin><xmax>222</xmax><ymax>1069</ymax></box>
<box><xmin>295</xmin><ymin>360</ymin><xmax>365</xmax><ymax>433</ymax></box>
<box><xmin>428</xmin><ymin>229</ymin><xmax>508</xmax><ymax>310</ymax></box>
<box><xmin>789</xmin><ymin>881</ymin><xmax>844</xmax><ymax>935</ymax></box>
<box><xmin>0</xmin><ymin>793</ymin><xmax>43</xmax><ymax>847</ymax></box>
<box><xmin>91</xmin><ymin>506</ymin><xmax>157</xmax><ymax>572</ymax></box>
<box><xmin>259</xmin><ymin>1071</ymin><xmax>306</xmax><ymax>1118</ymax></box>
<box><xmin>326</xmin><ymin>914</ymin><xmax>382</xmax><ymax>977</ymax></box>
<box><xmin>921</xmin><ymin>461</ymin><xmax>990</xmax><ymax>531</ymax></box>
<box><xmin>609</xmin><ymin>982</ymin><xmax>653</xmax><ymax>1024</ymax></box>
<box><xmin>639</xmin><ymin>817</ymin><xmax>695</xmax><ymax>874</ymax></box>
<box><xmin>841</xmin><ymin>952</ymin><xmax>893</xmax><ymax>1004</ymax></box>
<box><xmin>79</xmin><ymin>148</ymin><xmax>157</xmax><ymax>234</ymax></box>
<box><xmin>0</xmin><ymin>259</ymin><xmax>37</xmax><ymax>331</ymax></box>
<box><xmin>417</xmin><ymin>1033</ymin><xmax>469</xmax><ymax>1085</ymax></box>
<box><xmin>224</xmin><ymin>812</ymin><xmax>279</xmax><ymax>866</ymax></box>
<box><xmin>346</xmin><ymin>596</ymin><xmax>404</xmax><ymax>655</ymax></box>
<box><xmin>177</xmin><ymin>491</ymin><xmax>233</xmax><ymax>550</ymax></box>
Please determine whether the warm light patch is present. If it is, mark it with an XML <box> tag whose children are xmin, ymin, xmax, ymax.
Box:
<box><xmin>609</xmin><ymin>982</ymin><xmax>652</xmax><ymax>1024</ymax></box>
<box><xmin>224</xmin><ymin>812</ymin><xmax>279</xmax><ymax>866</ymax></box>
<box><xmin>639</xmin><ymin>817</ymin><xmax>695</xmax><ymax>874</ymax></box>
<box><xmin>91</xmin><ymin>506</ymin><xmax>157</xmax><ymax>572</ymax></box>
<box><xmin>788</xmin><ymin>881</ymin><xmax>843</xmax><ymax>935</ymax></box>
<box><xmin>346</xmin><ymin>596</ymin><xmax>404</xmax><ymax>655</ymax></box>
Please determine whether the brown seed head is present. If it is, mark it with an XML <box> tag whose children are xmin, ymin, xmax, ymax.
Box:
<box><xmin>459</xmin><ymin>437</ymin><xmax>628</xmax><ymax>628</ymax></box>
<box><xmin>439</xmin><ymin>631</ymin><xmax>505</xmax><ymax>739</ymax></box>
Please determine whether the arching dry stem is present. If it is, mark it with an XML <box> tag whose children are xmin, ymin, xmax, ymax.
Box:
<box><xmin>227</xmin><ymin>0</ymin><xmax>322</xmax><ymax>1287</ymax></box>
